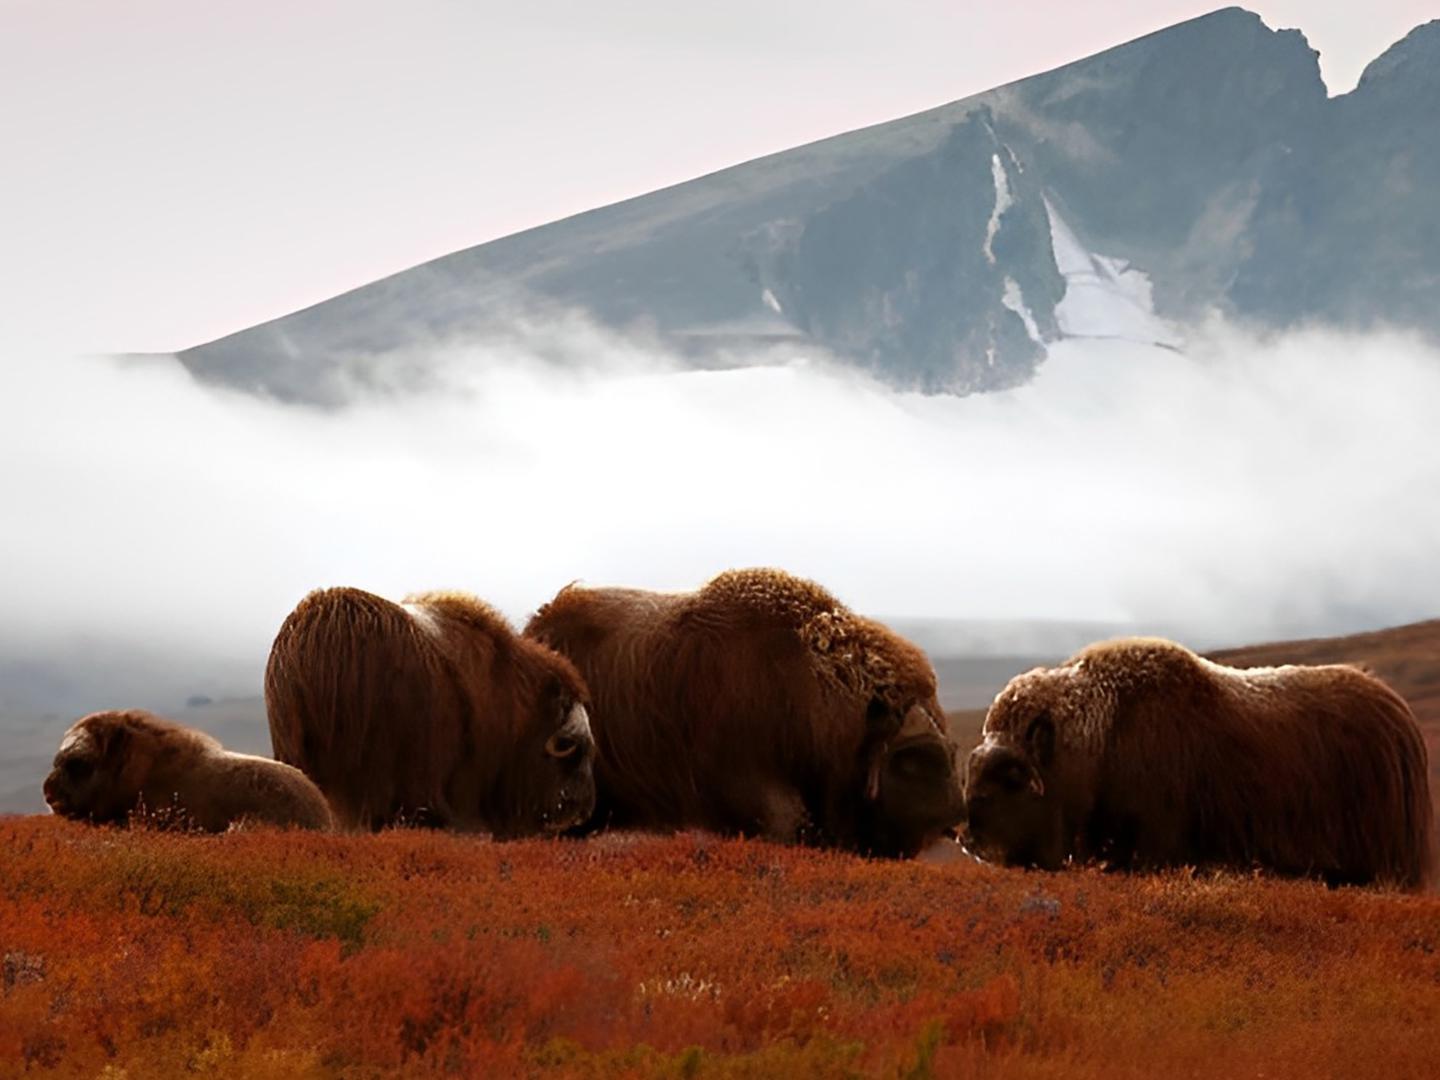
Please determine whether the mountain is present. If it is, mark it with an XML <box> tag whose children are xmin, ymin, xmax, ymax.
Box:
<box><xmin>176</xmin><ymin>8</ymin><xmax>1440</xmax><ymax>404</ymax></box>
<box><xmin>1233</xmin><ymin>19</ymin><xmax>1440</xmax><ymax>332</ymax></box>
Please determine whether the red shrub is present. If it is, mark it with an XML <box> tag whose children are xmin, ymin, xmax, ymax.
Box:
<box><xmin>1</xmin><ymin>817</ymin><xmax>1438</xmax><ymax>1077</ymax></box>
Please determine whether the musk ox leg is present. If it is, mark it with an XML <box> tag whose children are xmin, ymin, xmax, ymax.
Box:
<box><xmin>1086</xmin><ymin>803</ymin><xmax>1142</xmax><ymax>870</ymax></box>
<box><xmin>389</xmin><ymin>805</ymin><xmax>451</xmax><ymax>831</ymax></box>
<box><xmin>752</xmin><ymin>785</ymin><xmax>810</xmax><ymax>844</ymax></box>
<box><xmin>1319</xmin><ymin>867</ymin><xmax>1372</xmax><ymax>889</ymax></box>
<box><xmin>562</xmin><ymin>788</ymin><xmax>618</xmax><ymax>837</ymax></box>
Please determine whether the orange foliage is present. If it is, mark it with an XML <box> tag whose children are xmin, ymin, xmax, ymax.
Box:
<box><xmin>2</xmin><ymin>817</ymin><xmax>1439</xmax><ymax>1078</ymax></box>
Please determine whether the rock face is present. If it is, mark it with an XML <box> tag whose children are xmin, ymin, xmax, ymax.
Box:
<box><xmin>988</xmin><ymin>7</ymin><xmax>1328</xmax><ymax>322</ymax></box>
<box><xmin>745</xmin><ymin>108</ymin><xmax>1063</xmax><ymax>392</ymax></box>
<box><xmin>177</xmin><ymin>8</ymin><xmax>1440</xmax><ymax>404</ymax></box>
<box><xmin>1233</xmin><ymin>19</ymin><xmax>1440</xmax><ymax>333</ymax></box>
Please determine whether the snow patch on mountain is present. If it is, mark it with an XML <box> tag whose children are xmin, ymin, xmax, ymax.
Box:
<box><xmin>983</xmin><ymin>153</ymin><xmax>1013</xmax><ymax>265</ymax></box>
<box><xmin>1001</xmin><ymin>277</ymin><xmax>1042</xmax><ymax>344</ymax></box>
<box><xmin>1044</xmin><ymin>198</ymin><xmax>1182</xmax><ymax>349</ymax></box>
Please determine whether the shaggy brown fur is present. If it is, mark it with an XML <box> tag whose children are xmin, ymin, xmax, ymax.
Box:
<box><xmin>964</xmin><ymin>637</ymin><xmax>1434</xmax><ymax>889</ymax></box>
<box><xmin>43</xmin><ymin>709</ymin><xmax>333</xmax><ymax>831</ymax></box>
<box><xmin>523</xmin><ymin>568</ymin><xmax>965</xmax><ymax>857</ymax></box>
<box><xmin>265</xmin><ymin>586</ymin><xmax>595</xmax><ymax>835</ymax></box>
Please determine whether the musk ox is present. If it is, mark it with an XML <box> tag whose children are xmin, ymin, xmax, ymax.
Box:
<box><xmin>43</xmin><ymin>709</ymin><xmax>333</xmax><ymax>831</ymax></box>
<box><xmin>963</xmin><ymin>637</ymin><xmax>1434</xmax><ymax>889</ymax></box>
<box><xmin>265</xmin><ymin>586</ymin><xmax>595</xmax><ymax>836</ymax></box>
<box><xmin>523</xmin><ymin>568</ymin><xmax>966</xmax><ymax>857</ymax></box>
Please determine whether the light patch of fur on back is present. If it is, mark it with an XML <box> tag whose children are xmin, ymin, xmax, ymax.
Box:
<box><xmin>993</xmin><ymin>645</ymin><xmax>1402</xmax><ymax>801</ymax></box>
<box><xmin>57</xmin><ymin>727</ymin><xmax>93</xmax><ymax>758</ymax></box>
<box><xmin>403</xmin><ymin>602</ymin><xmax>441</xmax><ymax>639</ymax></box>
<box><xmin>1195</xmin><ymin>655</ymin><xmax>1329</xmax><ymax>695</ymax></box>
<box><xmin>985</xmin><ymin>664</ymin><xmax>1110</xmax><ymax>759</ymax></box>
<box><xmin>224</xmin><ymin>750</ymin><xmax>297</xmax><ymax>770</ymax></box>
<box><xmin>697</xmin><ymin>570</ymin><xmax>933</xmax><ymax>710</ymax></box>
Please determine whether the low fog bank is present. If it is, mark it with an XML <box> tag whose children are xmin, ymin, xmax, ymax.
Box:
<box><xmin>2</xmin><ymin>316</ymin><xmax>1438</xmax><ymax>802</ymax></box>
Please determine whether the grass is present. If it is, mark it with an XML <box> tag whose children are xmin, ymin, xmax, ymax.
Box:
<box><xmin>3</xmin><ymin>817</ymin><xmax>1438</xmax><ymax>1078</ymax></box>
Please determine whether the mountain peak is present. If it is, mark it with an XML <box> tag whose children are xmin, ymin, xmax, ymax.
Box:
<box><xmin>1354</xmin><ymin>19</ymin><xmax>1440</xmax><ymax>96</ymax></box>
<box><xmin>1094</xmin><ymin>6</ymin><xmax>1311</xmax><ymax>59</ymax></box>
<box><xmin>1187</xmin><ymin>6</ymin><xmax>1266</xmax><ymax>28</ymax></box>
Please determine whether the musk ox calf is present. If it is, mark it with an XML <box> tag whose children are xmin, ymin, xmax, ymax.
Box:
<box><xmin>963</xmin><ymin>637</ymin><xmax>1434</xmax><ymax>889</ymax></box>
<box><xmin>43</xmin><ymin>709</ymin><xmax>333</xmax><ymax>831</ymax></box>
<box><xmin>266</xmin><ymin>586</ymin><xmax>595</xmax><ymax>836</ymax></box>
<box><xmin>523</xmin><ymin>568</ymin><xmax>966</xmax><ymax>857</ymax></box>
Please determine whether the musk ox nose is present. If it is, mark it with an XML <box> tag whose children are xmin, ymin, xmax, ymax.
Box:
<box><xmin>965</xmin><ymin>795</ymin><xmax>991</xmax><ymax>831</ymax></box>
<box><xmin>948</xmin><ymin>790</ymin><xmax>968</xmax><ymax>828</ymax></box>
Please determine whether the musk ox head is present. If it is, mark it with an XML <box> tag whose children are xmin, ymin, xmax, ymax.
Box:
<box><xmin>962</xmin><ymin>672</ymin><xmax>1068</xmax><ymax>869</ymax></box>
<box><xmin>43</xmin><ymin>712</ymin><xmax>154</xmax><ymax>824</ymax></box>
<box><xmin>486</xmin><ymin>671</ymin><xmax>597</xmax><ymax>839</ymax></box>
<box><xmin>861</xmin><ymin>697</ymin><xmax>966</xmax><ymax>858</ymax></box>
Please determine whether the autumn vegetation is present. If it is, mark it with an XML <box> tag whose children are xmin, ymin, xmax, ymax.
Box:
<box><xmin>4</xmin><ymin>619</ymin><xmax>1439</xmax><ymax>1077</ymax></box>
<box><xmin>1</xmin><ymin>815</ymin><xmax>1437</xmax><ymax>1078</ymax></box>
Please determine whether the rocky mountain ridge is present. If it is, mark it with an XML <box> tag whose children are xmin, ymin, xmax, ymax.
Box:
<box><xmin>177</xmin><ymin>8</ymin><xmax>1440</xmax><ymax>403</ymax></box>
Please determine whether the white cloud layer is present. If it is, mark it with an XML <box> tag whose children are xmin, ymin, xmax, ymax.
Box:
<box><xmin>2</xmin><ymin>319</ymin><xmax>1438</xmax><ymax>692</ymax></box>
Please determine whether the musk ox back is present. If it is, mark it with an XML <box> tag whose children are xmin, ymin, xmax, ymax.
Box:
<box><xmin>963</xmin><ymin>637</ymin><xmax>1434</xmax><ymax>889</ymax></box>
<box><xmin>523</xmin><ymin>568</ymin><xmax>965</xmax><ymax>857</ymax></box>
<box><xmin>43</xmin><ymin>709</ymin><xmax>333</xmax><ymax>832</ymax></box>
<box><xmin>265</xmin><ymin>586</ymin><xmax>595</xmax><ymax>835</ymax></box>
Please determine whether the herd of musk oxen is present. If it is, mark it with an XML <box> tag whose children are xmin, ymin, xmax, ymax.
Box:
<box><xmin>42</xmin><ymin>568</ymin><xmax>1435</xmax><ymax>890</ymax></box>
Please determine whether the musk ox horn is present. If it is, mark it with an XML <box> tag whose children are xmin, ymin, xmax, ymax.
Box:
<box><xmin>865</xmin><ymin>758</ymin><xmax>883</xmax><ymax>801</ymax></box>
<box><xmin>545</xmin><ymin>703</ymin><xmax>592</xmax><ymax>759</ymax></box>
<box><xmin>899</xmin><ymin>704</ymin><xmax>943</xmax><ymax>739</ymax></box>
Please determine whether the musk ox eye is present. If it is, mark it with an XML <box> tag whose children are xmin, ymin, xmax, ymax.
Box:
<box><xmin>999</xmin><ymin>764</ymin><xmax>1027</xmax><ymax>792</ymax></box>
<box><xmin>63</xmin><ymin>758</ymin><xmax>94</xmax><ymax>782</ymax></box>
<box><xmin>891</xmin><ymin>744</ymin><xmax>948</xmax><ymax>779</ymax></box>
<box><xmin>545</xmin><ymin>733</ymin><xmax>581</xmax><ymax>760</ymax></box>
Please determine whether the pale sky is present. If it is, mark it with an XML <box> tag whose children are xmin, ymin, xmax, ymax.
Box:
<box><xmin>3</xmin><ymin>1</ymin><xmax>1435</xmax><ymax>354</ymax></box>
